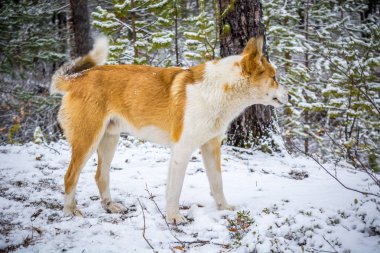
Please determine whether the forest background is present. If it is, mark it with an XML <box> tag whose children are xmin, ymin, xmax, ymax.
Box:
<box><xmin>0</xmin><ymin>0</ymin><xmax>379</xmax><ymax>176</ymax></box>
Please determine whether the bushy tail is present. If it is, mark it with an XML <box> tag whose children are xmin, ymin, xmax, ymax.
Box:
<box><xmin>50</xmin><ymin>36</ymin><xmax>109</xmax><ymax>95</ymax></box>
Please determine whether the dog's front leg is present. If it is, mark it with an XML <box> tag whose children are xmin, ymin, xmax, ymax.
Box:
<box><xmin>166</xmin><ymin>145</ymin><xmax>192</xmax><ymax>224</ymax></box>
<box><xmin>201</xmin><ymin>137</ymin><xmax>234</xmax><ymax>211</ymax></box>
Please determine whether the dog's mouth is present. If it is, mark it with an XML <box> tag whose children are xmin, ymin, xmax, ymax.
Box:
<box><xmin>273</xmin><ymin>97</ymin><xmax>284</xmax><ymax>105</ymax></box>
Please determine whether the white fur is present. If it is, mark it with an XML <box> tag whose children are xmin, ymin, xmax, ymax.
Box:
<box><xmin>110</xmin><ymin>115</ymin><xmax>172</xmax><ymax>146</ymax></box>
<box><xmin>133</xmin><ymin>125</ymin><xmax>171</xmax><ymax>146</ymax></box>
<box><xmin>89</xmin><ymin>36</ymin><xmax>109</xmax><ymax>66</ymax></box>
<box><xmin>165</xmin><ymin>57</ymin><xmax>247</xmax><ymax>221</ymax></box>
<box><xmin>179</xmin><ymin>56</ymin><xmax>254</xmax><ymax>147</ymax></box>
<box><xmin>164</xmin><ymin>55</ymin><xmax>288</xmax><ymax>222</ymax></box>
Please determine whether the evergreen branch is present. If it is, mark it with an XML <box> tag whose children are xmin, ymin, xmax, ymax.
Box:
<box><xmin>355</xmin><ymin>87</ymin><xmax>380</xmax><ymax>115</ymax></box>
<box><xmin>51</xmin><ymin>4</ymin><xmax>69</xmax><ymax>12</ymax></box>
<box><xmin>113</xmin><ymin>18</ymin><xmax>133</xmax><ymax>32</ymax></box>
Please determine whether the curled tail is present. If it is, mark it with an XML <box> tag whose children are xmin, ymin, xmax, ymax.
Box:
<box><xmin>50</xmin><ymin>36</ymin><xmax>109</xmax><ymax>95</ymax></box>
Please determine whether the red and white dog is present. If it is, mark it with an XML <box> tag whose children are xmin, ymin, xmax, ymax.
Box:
<box><xmin>51</xmin><ymin>36</ymin><xmax>288</xmax><ymax>223</ymax></box>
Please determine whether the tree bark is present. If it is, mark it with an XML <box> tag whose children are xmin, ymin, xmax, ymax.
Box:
<box><xmin>219</xmin><ymin>0</ymin><xmax>274</xmax><ymax>148</ymax></box>
<box><xmin>303</xmin><ymin>0</ymin><xmax>310</xmax><ymax>154</ymax></box>
<box><xmin>130</xmin><ymin>0</ymin><xmax>138</xmax><ymax>62</ymax></box>
<box><xmin>174</xmin><ymin>0</ymin><xmax>180</xmax><ymax>66</ymax></box>
<box><xmin>68</xmin><ymin>0</ymin><xmax>93</xmax><ymax>58</ymax></box>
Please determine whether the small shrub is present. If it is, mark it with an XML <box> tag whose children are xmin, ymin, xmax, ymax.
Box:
<box><xmin>227</xmin><ymin>210</ymin><xmax>255</xmax><ymax>246</ymax></box>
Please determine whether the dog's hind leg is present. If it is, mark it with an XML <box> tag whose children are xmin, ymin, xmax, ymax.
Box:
<box><xmin>201</xmin><ymin>136</ymin><xmax>234</xmax><ymax>211</ymax></box>
<box><xmin>61</xmin><ymin>98</ymin><xmax>106</xmax><ymax>216</ymax></box>
<box><xmin>96</xmin><ymin>132</ymin><xmax>126</xmax><ymax>213</ymax></box>
<box><xmin>64</xmin><ymin>140</ymin><xmax>100</xmax><ymax>216</ymax></box>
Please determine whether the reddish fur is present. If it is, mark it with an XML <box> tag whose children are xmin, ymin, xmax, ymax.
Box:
<box><xmin>57</xmin><ymin>64</ymin><xmax>205</xmax><ymax>194</ymax></box>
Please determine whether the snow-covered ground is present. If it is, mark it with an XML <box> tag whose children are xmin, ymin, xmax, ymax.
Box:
<box><xmin>0</xmin><ymin>137</ymin><xmax>379</xmax><ymax>253</ymax></box>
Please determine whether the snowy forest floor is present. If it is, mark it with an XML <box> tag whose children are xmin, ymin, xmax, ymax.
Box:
<box><xmin>0</xmin><ymin>137</ymin><xmax>379</xmax><ymax>253</ymax></box>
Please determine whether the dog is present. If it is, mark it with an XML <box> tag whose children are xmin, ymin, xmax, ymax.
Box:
<box><xmin>51</xmin><ymin>36</ymin><xmax>288</xmax><ymax>223</ymax></box>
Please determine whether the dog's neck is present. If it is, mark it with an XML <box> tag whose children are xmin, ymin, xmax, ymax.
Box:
<box><xmin>191</xmin><ymin>56</ymin><xmax>256</xmax><ymax>132</ymax></box>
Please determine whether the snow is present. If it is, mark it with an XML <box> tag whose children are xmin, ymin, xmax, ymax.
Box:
<box><xmin>0</xmin><ymin>137</ymin><xmax>379</xmax><ymax>252</ymax></box>
<box><xmin>92</xmin><ymin>20</ymin><xmax>119</xmax><ymax>30</ymax></box>
<box><xmin>185</xmin><ymin>39</ymin><xmax>200</xmax><ymax>46</ymax></box>
<box><xmin>183</xmin><ymin>32</ymin><xmax>198</xmax><ymax>38</ymax></box>
<box><xmin>148</xmin><ymin>0</ymin><xmax>169</xmax><ymax>9</ymax></box>
<box><xmin>114</xmin><ymin>0</ymin><xmax>130</xmax><ymax>10</ymax></box>
<box><xmin>152</xmin><ymin>37</ymin><xmax>172</xmax><ymax>45</ymax></box>
<box><xmin>184</xmin><ymin>52</ymin><xmax>202</xmax><ymax>59</ymax></box>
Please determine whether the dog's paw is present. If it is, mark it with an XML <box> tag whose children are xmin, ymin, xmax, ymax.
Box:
<box><xmin>217</xmin><ymin>203</ymin><xmax>235</xmax><ymax>211</ymax></box>
<box><xmin>102</xmin><ymin>200</ymin><xmax>127</xmax><ymax>213</ymax></box>
<box><xmin>166</xmin><ymin>213</ymin><xmax>188</xmax><ymax>224</ymax></box>
<box><xmin>64</xmin><ymin>206</ymin><xmax>83</xmax><ymax>217</ymax></box>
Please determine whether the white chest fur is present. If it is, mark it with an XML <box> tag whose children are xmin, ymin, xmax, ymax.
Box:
<box><xmin>178</xmin><ymin>57</ymin><xmax>249</xmax><ymax>148</ymax></box>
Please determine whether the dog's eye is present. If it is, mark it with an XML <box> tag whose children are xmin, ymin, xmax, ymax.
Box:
<box><xmin>257</xmin><ymin>69</ymin><xmax>265</xmax><ymax>75</ymax></box>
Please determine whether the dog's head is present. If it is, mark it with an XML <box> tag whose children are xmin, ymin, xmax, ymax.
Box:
<box><xmin>239</xmin><ymin>37</ymin><xmax>288</xmax><ymax>107</ymax></box>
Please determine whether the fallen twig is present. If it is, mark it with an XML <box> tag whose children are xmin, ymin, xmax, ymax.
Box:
<box><xmin>137</xmin><ymin>198</ymin><xmax>157</xmax><ymax>253</ymax></box>
<box><xmin>321</xmin><ymin>235</ymin><xmax>339</xmax><ymax>253</ymax></box>
<box><xmin>145</xmin><ymin>184</ymin><xmax>185</xmax><ymax>245</ymax></box>
<box><xmin>310</xmin><ymin>247</ymin><xmax>337</xmax><ymax>253</ymax></box>
<box><xmin>324</xmin><ymin>132</ymin><xmax>380</xmax><ymax>188</ymax></box>
<box><xmin>292</xmin><ymin>144</ymin><xmax>380</xmax><ymax>198</ymax></box>
<box><xmin>43</xmin><ymin>143</ymin><xmax>61</xmax><ymax>155</ymax></box>
<box><xmin>144</xmin><ymin>184</ymin><xmax>230</xmax><ymax>249</ymax></box>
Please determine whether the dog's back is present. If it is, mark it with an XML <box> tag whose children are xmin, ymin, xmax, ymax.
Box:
<box><xmin>52</xmin><ymin>38</ymin><xmax>206</xmax><ymax>147</ymax></box>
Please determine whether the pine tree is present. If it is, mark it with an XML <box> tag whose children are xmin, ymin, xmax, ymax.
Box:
<box><xmin>264</xmin><ymin>0</ymin><xmax>380</xmax><ymax>167</ymax></box>
<box><xmin>92</xmin><ymin>0</ymin><xmax>175</xmax><ymax>65</ymax></box>
<box><xmin>317</xmin><ymin>1</ymin><xmax>380</xmax><ymax>162</ymax></box>
<box><xmin>263</xmin><ymin>0</ymin><xmax>311</xmax><ymax>151</ymax></box>
<box><xmin>0</xmin><ymin>0</ymin><xmax>68</xmax><ymax>143</ymax></box>
<box><xmin>183</xmin><ymin>0</ymin><xmax>218</xmax><ymax>63</ymax></box>
<box><xmin>0</xmin><ymin>0</ymin><xmax>67</xmax><ymax>80</ymax></box>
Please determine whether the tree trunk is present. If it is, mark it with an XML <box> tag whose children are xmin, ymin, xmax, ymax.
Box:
<box><xmin>68</xmin><ymin>0</ymin><xmax>93</xmax><ymax>58</ymax></box>
<box><xmin>303</xmin><ymin>0</ymin><xmax>310</xmax><ymax>154</ymax></box>
<box><xmin>219</xmin><ymin>0</ymin><xmax>274</xmax><ymax>148</ymax></box>
<box><xmin>130</xmin><ymin>0</ymin><xmax>138</xmax><ymax>62</ymax></box>
<box><xmin>52</xmin><ymin>9</ymin><xmax>67</xmax><ymax>72</ymax></box>
<box><xmin>174</xmin><ymin>0</ymin><xmax>180</xmax><ymax>66</ymax></box>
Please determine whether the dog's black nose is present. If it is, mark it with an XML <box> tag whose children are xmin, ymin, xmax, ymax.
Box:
<box><xmin>288</xmin><ymin>94</ymin><xmax>291</xmax><ymax>100</ymax></box>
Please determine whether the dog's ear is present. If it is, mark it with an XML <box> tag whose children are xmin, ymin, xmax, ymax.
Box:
<box><xmin>255</xmin><ymin>36</ymin><xmax>264</xmax><ymax>56</ymax></box>
<box><xmin>241</xmin><ymin>36</ymin><xmax>264</xmax><ymax>75</ymax></box>
<box><xmin>242</xmin><ymin>36</ymin><xmax>263</xmax><ymax>56</ymax></box>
